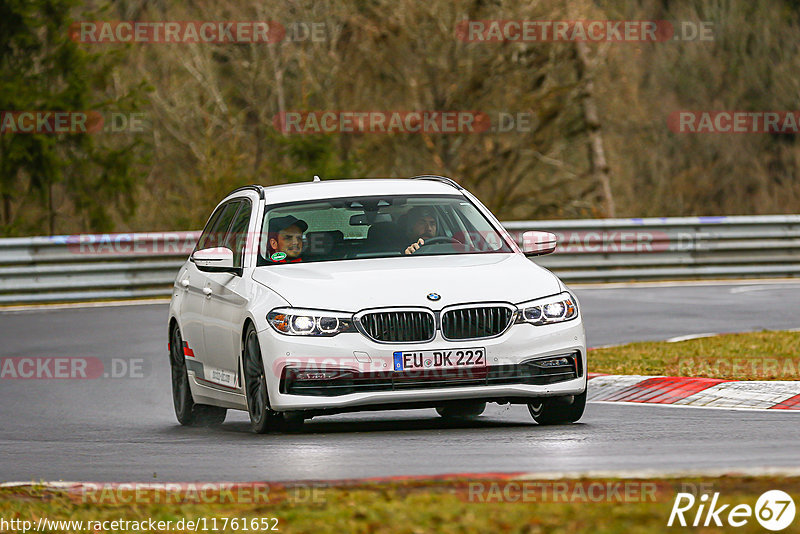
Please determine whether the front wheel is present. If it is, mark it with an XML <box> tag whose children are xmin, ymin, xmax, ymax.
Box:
<box><xmin>527</xmin><ymin>390</ymin><xmax>586</xmax><ymax>425</ymax></box>
<box><xmin>243</xmin><ymin>323</ymin><xmax>281</xmax><ymax>433</ymax></box>
<box><xmin>169</xmin><ymin>325</ymin><xmax>226</xmax><ymax>426</ymax></box>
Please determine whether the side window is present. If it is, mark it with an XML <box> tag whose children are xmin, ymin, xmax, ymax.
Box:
<box><xmin>224</xmin><ymin>201</ymin><xmax>252</xmax><ymax>268</ymax></box>
<box><xmin>195</xmin><ymin>207</ymin><xmax>224</xmax><ymax>251</ymax></box>
<box><xmin>195</xmin><ymin>201</ymin><xmax>241</xmax><ymax>252</ymax></box>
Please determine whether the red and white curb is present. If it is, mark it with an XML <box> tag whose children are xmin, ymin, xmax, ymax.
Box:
<box><xmin>587</xmin><ymin>374</ymin><xmax>800</xmax><ymax>411</ymax></box>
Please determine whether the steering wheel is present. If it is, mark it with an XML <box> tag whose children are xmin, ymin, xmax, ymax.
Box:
<box><xmin>421</xmin><ymin>236</ymin><xmax>462</xmax><ymax>246</ymax></box>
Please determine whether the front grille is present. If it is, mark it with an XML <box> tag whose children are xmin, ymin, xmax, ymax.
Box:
<box><xmin>441</xmin><ymin>306</ymin><xmax>514</xmax><ymax>340</ymax></box>
<box><xmin>359</xmin><ymin>311</ymin><xmax>435</xmax><ymax>342</ymax></box>
<box><xmin>280</xmin><ymin>352</ymin><xmax>581</xmax><ymax>396</ymax></box>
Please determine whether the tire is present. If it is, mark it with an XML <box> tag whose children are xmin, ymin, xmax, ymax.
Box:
<box><xmin>436</xmin><ymin>401</ymin><xmax>487</xmax><ymax>419</ymax></box>
<box><xmin>242</xmin><ymin>323</ymin><xmax>281</xmax><ymax>434</ymax></box>
<box><xmin>527</xmin><ymin>390</ymin><xmax>586</xmax><ymax>425</ymax></box>
<box><xmin>169</xmin><ymin>325</ymin><xmax>227</xmax><ymax>427</ymax></box>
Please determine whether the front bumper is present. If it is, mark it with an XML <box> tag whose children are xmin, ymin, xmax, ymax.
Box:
<box><xmin>280</xmin><ymin>352</ymin><xmax>582</xmax><ymax>396</ymax></box>
<box><xmin>258</xmin><ymin>317</ymin><xmax>586</xmax><ymax>411</ymax></box>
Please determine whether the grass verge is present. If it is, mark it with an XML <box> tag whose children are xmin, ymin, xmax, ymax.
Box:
<box><xmin>1</xmin><ymin>476</ymin><xmax>798</xmax><ymax>533</ymax></box>
<box><xmin>589</xmin><ymin>330</ymin><xmax>800</xmax><ymax>380</ymax></box>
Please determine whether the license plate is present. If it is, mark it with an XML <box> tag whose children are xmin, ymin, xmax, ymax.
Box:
<box><xmin>393</xmin><ymin>348</ymin><xmax>486</xmax><ymax>371</ymax></box>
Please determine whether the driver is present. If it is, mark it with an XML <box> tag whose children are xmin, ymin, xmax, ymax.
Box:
<box><xmin>404</xmin><ymin>207</ymin><xmax>438</xmax><ymax>255</ymax></box>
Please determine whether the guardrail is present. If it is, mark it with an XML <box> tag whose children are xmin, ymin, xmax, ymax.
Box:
<box><xmin>1</xmin><ymin>215</ymin><xmax>798</xmax><ymax>304</ymax></box>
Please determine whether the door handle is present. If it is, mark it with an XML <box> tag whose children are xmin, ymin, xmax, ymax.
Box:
<box><xmin>203</xmin><ymin>287</ymin><xmax>213</xmax><ymax>296</ymax></box>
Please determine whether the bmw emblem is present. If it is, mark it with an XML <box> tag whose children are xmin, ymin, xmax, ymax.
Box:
<box><xmin>427</xmin><ymin>293</ymin><xmax>441</xmax><ymax>301</ymax></box>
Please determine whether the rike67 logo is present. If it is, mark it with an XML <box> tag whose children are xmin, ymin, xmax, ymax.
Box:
<box><xmin>668</xmin><ymin>490</ymin><xmax>796</xmax><ymax>531</ymax></box>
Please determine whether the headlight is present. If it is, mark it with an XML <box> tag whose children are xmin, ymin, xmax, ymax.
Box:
<box><xmin>516</xmin><ymin>292</ymin><xmax>578</xmax><ymax>326</ymax></box>
<box><xmin>267</xmin><ymin>308</ymin><xmax>355</xmax><ymax>336</ymax></box>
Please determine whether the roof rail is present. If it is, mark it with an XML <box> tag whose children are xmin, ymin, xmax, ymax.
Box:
<box><xmin>226</xmin><ymin>185</ymin><xmax>265</xmax><ymax>200</ymax></box>
<box><xmin>410</xmin><ymin>175</ymin><xmax>462</xmax><ymax>190</ymax></box>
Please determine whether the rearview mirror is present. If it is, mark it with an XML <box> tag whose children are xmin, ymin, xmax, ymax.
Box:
<box><xmin>349</xmin><ymin>212</ymin><xmax>392</xmax><ymax>226</ymax></box>
<box><xmin>521</xmin><ymin>231</ymin><xmax>557</xmax><ymax>257</ymax></box>
<box><xmin>191</xmin><ymin>247</ymin><xmax>241</xmax><ymax>275</ymax></box>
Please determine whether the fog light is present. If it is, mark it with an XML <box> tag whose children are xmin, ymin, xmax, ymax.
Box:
<box><xmin>535</xmin><ymin>357</ymin><xmax>570</xmax><ymax>368</ymax></box>
<box><xmin>294</xmin><ymin>371</ymin><xmax>338</xmax><ymax>381</ymax></box>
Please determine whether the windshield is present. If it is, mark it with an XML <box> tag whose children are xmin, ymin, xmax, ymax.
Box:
<box><xmin>258</xmin><ymin>194</ymin><xmax>514</xmax><ymax>264</ymax></box>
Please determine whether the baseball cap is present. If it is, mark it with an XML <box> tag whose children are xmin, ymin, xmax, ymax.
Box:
<box><xmin>268</xmin><ymin>215</ymin><xmax>308</xmax><ymax>234</ymax></box>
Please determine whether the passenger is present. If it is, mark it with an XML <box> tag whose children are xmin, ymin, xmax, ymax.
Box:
<box><xmin>267</xmin><ymin>215</ymin><xmax>307</xmax><ymax>263</ymax></box>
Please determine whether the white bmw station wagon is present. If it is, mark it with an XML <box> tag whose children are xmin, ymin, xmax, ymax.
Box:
<box><xmin>168</xmin><ymin>176</ymin><xmax>587</xmax><ymax>433</ymax></box>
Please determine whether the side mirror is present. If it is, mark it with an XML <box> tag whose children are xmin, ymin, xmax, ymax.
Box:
<box><xmin>521</xmin><ymin>231</ymin><xmax>557</xmax><ymax>257</ymax></box>
<box><xmin>191</xmin><ymin>247</ymin><xmax>241</xmax><ymax>275</ymax></box>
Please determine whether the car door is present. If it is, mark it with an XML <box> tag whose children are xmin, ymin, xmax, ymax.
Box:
<box><xmin>179</xmin><ymin>200</ymin><xmax>242</xmax><ymax>369</ymax></box>
<box><xmin>201</xmin><ymin>199</ymin><xmax>253</xmax><ymax>389</ymax></box>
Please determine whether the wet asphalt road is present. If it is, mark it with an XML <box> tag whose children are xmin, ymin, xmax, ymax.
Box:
<box><xmin>1</xmin><ymin>281</ymin><xmax>798</xmax><ymax>482</ymax></box>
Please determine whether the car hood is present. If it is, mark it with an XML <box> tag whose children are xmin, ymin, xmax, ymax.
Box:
<box><xmin>251</xmin><ymin>253</ymin><xmax>561</xmax><ymax>311</ymax></box>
